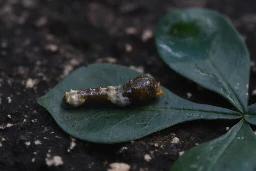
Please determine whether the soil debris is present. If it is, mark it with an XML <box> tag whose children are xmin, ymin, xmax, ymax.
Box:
<box><xmin>45</xmin><ymin>154</ymin><xmax>64</xmax><ymax>167</ymax></box>
<box><xmin>171</xmin><ymin>137</ymin><xmax>180</xmax><ymax>144</ymax></box>
<box><xmin>144</xmin><ymin>154</ymin><xmax>152</xmax><ymax>162</ymax></box>
<box><xmin>7</xmin><ymin>96</ymin><xmax>12</xmax><ymax>104</ymax></box>
<box><xmin>108</xmin><ymin>163</ymin><xmax>131</xmax><ymax>171</ymax></box>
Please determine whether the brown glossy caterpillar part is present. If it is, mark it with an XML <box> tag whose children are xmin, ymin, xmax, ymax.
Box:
<box><xmin>62</xmin><ymin>75</ymin><xmax>164</xmax><ymax>108</ymax></box>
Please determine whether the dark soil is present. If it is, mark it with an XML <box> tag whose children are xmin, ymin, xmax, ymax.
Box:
<box><xmin>0</xmin><ymin>0</ymin><xmax>256</xmax><ymax>170</ymax></box>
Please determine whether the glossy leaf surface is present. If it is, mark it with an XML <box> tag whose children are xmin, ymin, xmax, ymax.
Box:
<box><xmin>171</xmin><ymin>120</ymin><xmax>256</xmax><ymax>171</ymax></box>
<box><xmin>156</xmin><ymin>8</ymin><xmax>250</xmax><ymax>112</ymax></box>
<box><xmin>245</xmin><ymin>104</ymin><xmax>256</xmax><ymax>125</ymax></box>
<box><xmin>38</xmin><ymin>63</ymin><xmax>240</xmax><ymax>143</ymax></box>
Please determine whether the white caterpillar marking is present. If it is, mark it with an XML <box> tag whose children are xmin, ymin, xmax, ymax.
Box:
<box><xmin>107</xmin><ymin>86</ymin><xmax>130</xmax><ymax>106</ymax></box>
<box><xmin>65</xmin><ymin>89</ymin><xmax>85</xmax><ymax>107</ymax></box>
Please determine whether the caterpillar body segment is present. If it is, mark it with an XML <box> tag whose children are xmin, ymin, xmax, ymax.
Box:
<box><xmin>63</xmin><ymin>75</ymin><xmax>164</xmax><ymax>108</ymax></box>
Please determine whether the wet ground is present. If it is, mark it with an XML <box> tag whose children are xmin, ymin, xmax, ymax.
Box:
<box><xmin>0</xmin><ymin>0</ymin><xmax>256</xmax><ymax>170</ymax></box>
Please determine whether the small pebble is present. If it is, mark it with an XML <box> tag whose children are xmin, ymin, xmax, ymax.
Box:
<box><xmin>96</xmin><ymin>57</ymin><xmax>117</xmax><ymax>63</ymax></box>
<box><xmin>45</xmin><ymin>44</ymin><xmax>58</xmax><ymax>52</ymax></box>
<box><xmin>141</xmin><ymin>29</ymin><xmax>153</xmax><ymax>42</ymax></box>
<box><xmin>6</xmin><ymin>123</ymin><xmax>13</xmax><ymax>128</ymax></box>
<box><xmin>7</xmin><ymin>97</ymin><xmax>12</xmax><ymax>104</ymax></box>
<box><xmin>45</xmin><ymin>154</ymin><xmax>64</xmax><ymax>166</ymax></box>
<box><xmin>186</xmin><ymin>92</ymin><xmax>192</xmax><ymax>99</ymax></box>
<box><xmin>125</xmin><ymin>27</ymin><xmax>137</xmax><ymax>35</ymax></box>
<box><xmin>125</xmin><ymin>43</ymin><xmax>133</xmax><ymax>52</ymax></box>
<box><xmin>108</xmin><ymin>163</ymin><xmax>130</xmax><ymax>171</ymax></box>
<box><xmin>154</xmin><ymin>143</ymin><xmax>159</xmax><ymax>147</ymax></box>
<box><xmin>70</xmin><ymin>59</ymin><xmax>79</xmax><ymax>66</ymax></box>
<box><xmin>171</xmin><ymin>137</ymin><xmax>179</xmax><ymax>144</ymax></box>
<box><xmin>25</xmin><ymin>141</ymin><xmax>31</xmax><ymax>146</ymax></box>
<box><xmin>26</xmin><ymin>78</ymin><xmax>37</xmax><ymax>88</ymax></box>
<box><xmin>62</xmin><ymin>65</ymin><xmax>73</xmax><ymax>77</ymax></box>
<box><xmin>118</xmin><ymin>146</ymin><xmax>128</xmax><ymax>153</ymax></box>
<box><xmin>35</xmin><ymin>16</ymin><xmax>48</xmax><ymax>27</ymax></box>
<box><xmin>1</xmin><ymin>42</ymin><xmax>8</xmax><ymax>48</ymax></box>
<box><xmin>250</xmin><ymin>61</ymin><xmax>255</xmax><ymax>67</ymax></box>
<box><xmin>252</xmin><ymin>89</ymin><xmax>256</xmax><ymax>96</ymax></box>
<box><xmin>67</xmin><ymin>138</ymin><xmax>76</xmax><ymax>152</ymax></box>
<box><xmin>34</xmin><ymin>140</ymin><xmax>42</xmax><ymax>145</ymax></box>
<box><xmin>179</xmin><ymin>151</ymin><xmax>184</xmax><ymax>156</ymax></box>
<box><xmin>144</xmin><ymin>154</ymin><xmax>152</xmax><ymax>162</ymax></box>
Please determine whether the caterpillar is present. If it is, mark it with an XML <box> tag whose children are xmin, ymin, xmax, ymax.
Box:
<box><xmin>62</xmin><ymin>75</ymin><xmax>164</xmax><ymax>108</ymax></box>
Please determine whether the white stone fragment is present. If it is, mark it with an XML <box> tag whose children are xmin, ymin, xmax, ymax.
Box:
<box><xmin>108</xmin><ymin>163</ymin><xmax>131</xmax><ymax>171</ymax></box>
<box><xmin>144</xmin><ymin>154</ymin><xmax>152</xmax><ymax>162</ymax></box>
<box><xmin>7</xmin><ymin>97</ymin><xmax>12</xmax><ymax>104</ymax></box>
<box><xmin>45</xmin><ymin>44</ymin><xmax>58</xmax><ymax>52</ymax></box>
<box><xmin>67</xmin><ymin>138</ymin><xmax>76</xmax><ymax>152</ymax></box>
<box><xmin>125</xmin><ymin>27</ymin><xmax>137</xmax><ymax>35</ymax></box>
<box><xmin>96</xmin><ymin>57</ymin><xmax>117</xmax><ymax>63</ymax></box>
<box><xmin>34</xmin><ymin>140</ymin><xmax>42</xmax><ymax>145</ymax></box>
<box><xmin>171</xmin><ymin>137</ymin><xmax>179</xmax><ymax>144</ymax></box>
<box><xmin>154</xmin><ymin>143</ymin><xmax>159</xmax><ymax>147</ymax></box>
<box><xmin>31</xmin><ymin>119</ymin><xmax>37</xmax><ymax>123</ymax></box>
<box><xmin>186</xmin><ymin>92</ymin><xmax>192</xmax><ymax>99</ymax></box>
<box><xmin>125</xmin><ymin>43</ymin><xmax>133</xmax><ymax>52</ymax></box>
<box><xmin>6</xmin><ymin>123</ymin><xmax>13</xmax><ymax>127</ymax></box>
<box><xmin>141</xmin><ymin>29</ymin><xmax>153</xmax><ymax>42</ymax></box>
<box><xmin>62</xmin><ymin>65</ymin><xmax>73</xmax><ymax>77</ymax></box>
<box><xmin>1</xmin><ymin>42</ymin><xmax>7</xmax><ymax>48</ymax></box>
<box><xmin>250</xmin><ymin>61</ymin><xmax>255</xmax><ymax>67</ymax></box>
<box><xmin>35</xmin><ymin>16</ymin><xmax>48</xmax><ymax>27</ymax></box>
<box><xmin>26</xmin><ymin>78</ymin><xmax>37</xmax><ymax>88</ymax></box>
<box><xmin>118</xmin><ymin>146</ymin><xmax>128</xmax><ymax>153</ymax></box>
<box><xmin>252</xmin><ymin>89</ymin><xmax>256</xmax><ymax>96</ymax></box>
<box><xmin>179</xmin><ymin>151</ymin><xmax>184</xmax><ymax>156</ymax></box>
<box><xmin>25</xmin><ymin>141</ymin><xmax>31</xmax><ymax>146</ymax></box>
<box><xmin>70</xmin><ymin>59</ymin><xmax>79</xmax><ymax>66</ymax></box>
<box><xmin>45</xmin><ymin>155</ymin><xmax>64</xmax><ymax>166</ymax></box>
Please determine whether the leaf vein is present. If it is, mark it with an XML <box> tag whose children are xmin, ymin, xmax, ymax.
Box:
<box><xmin>207</xmin><ymin>121</ymin><xmax>243</xmax><ymax>171</ymax></box>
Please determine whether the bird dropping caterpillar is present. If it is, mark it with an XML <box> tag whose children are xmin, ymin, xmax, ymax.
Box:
<box><xmin>62</xmin><ymin>75</ymin><xmax>164</xmax><ymax>108</ymax></box>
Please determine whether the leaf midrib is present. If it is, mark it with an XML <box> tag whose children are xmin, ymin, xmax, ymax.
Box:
<box><xmin>207</xmin><ymin>58</ymin><xmax>245</xmax><ymax>113</ymax></box>
<box><xmin>206</xmin><ymin>121</ymin><xmax>243</xmax><ymax>171</ymax></box>
<box><xmin>134</xmin><ymin>107</ymin><xmax>241</xmax><ymax>116</ymax></box>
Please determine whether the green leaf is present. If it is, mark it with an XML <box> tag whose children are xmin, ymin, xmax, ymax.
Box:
<box><xmin>170</xmin><ymin>120</ymin><xmax>256</xmax><ymax>171</ymax></box>
<box><xmin>244</xmin><ymin>104</ymin><xmax>256</xmax><ymax>125</ymax></box>
<box><xmin>38</xmin><ymin>63</ymin><xmax>241</xmax><ymax>143</ymax></box>
<box><xmin>156</xmin><ymin>8</ymin><xmax>250</xmax><ymax>113</ymax></box>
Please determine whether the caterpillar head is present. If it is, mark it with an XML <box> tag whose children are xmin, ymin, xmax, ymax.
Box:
<box><xmin>126</xmin><ymin>75</ymin><xmax>164</xmax><ymax>102</ymax></box>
